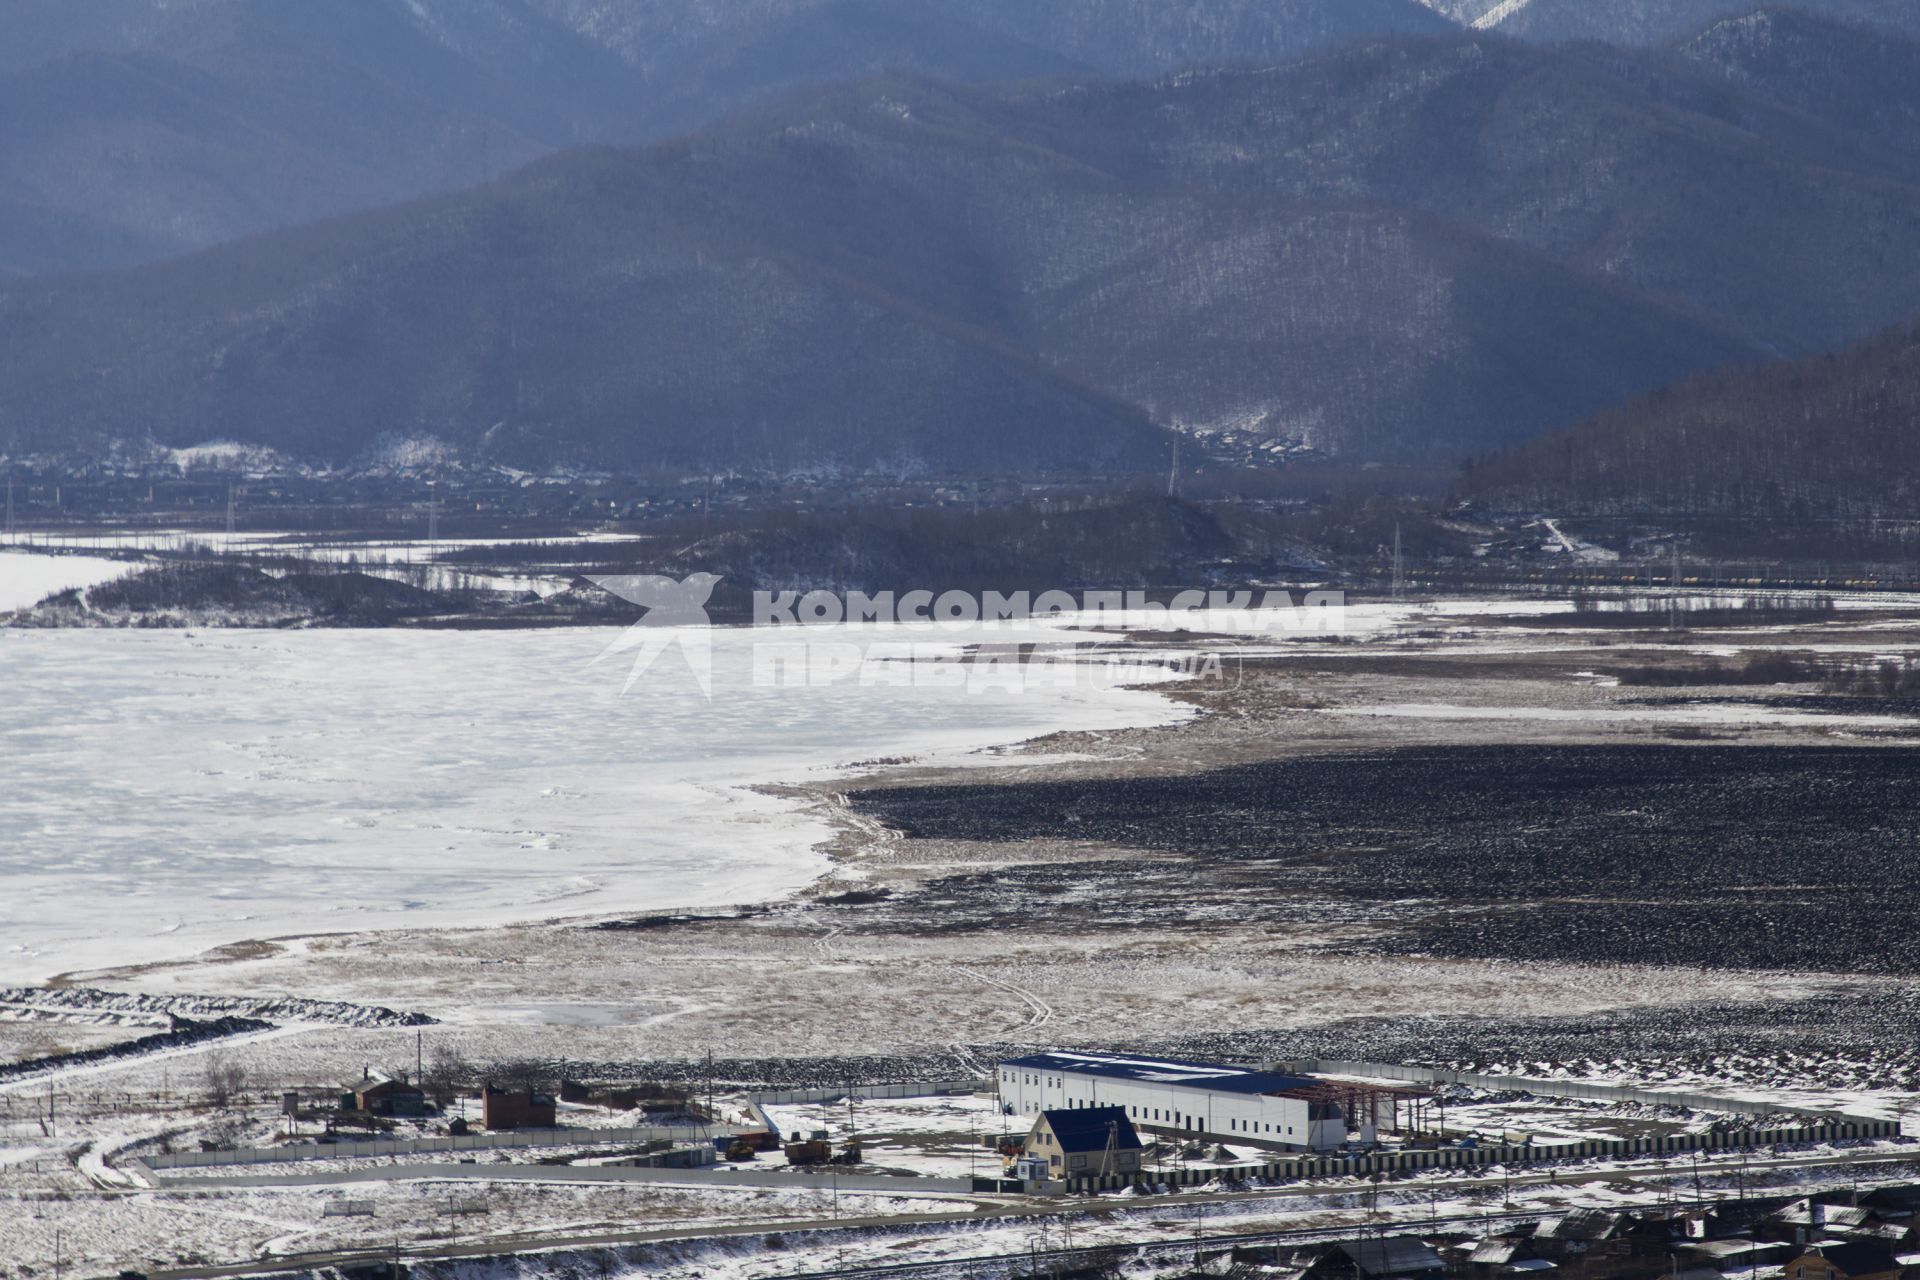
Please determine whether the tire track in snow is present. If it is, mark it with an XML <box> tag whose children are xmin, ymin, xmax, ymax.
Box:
<box><xmin>952</xmin><ymin>967</ymin><xmax>1052</xmax><ymax>1032</ymax></box>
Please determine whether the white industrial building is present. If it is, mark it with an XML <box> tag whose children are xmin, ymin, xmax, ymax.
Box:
<box><xmin>998</xmin><ymin>1051</ymin><xmax>1392</xmax><ymax>1153</ymax></box>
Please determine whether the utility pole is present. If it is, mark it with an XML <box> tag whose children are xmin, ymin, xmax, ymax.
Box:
<box><xmin>416</xmin><ymin>1030</ymin><xmax>423</xmax><ymax>1086</ymax></box>
<box><xmin>1670</xmin><ymin>538</ymin><xmax>1683</xmax><ymax>630</ymax></box>
<box><xmin>426</xmin><ymin>486</ymin><xmax>439</xmax><ymax>544</ymax></box>
<box><xmin>226</xmin><ymin>483</ymin><xmax>237</xmax><ymax>538</ymax></box>
<box><xmin>1392</xmin><ymin>523</ymin><xmax>1405</xmax><ymax>601</ymax></box>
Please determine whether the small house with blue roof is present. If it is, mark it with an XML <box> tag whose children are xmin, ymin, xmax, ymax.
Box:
<box><xmin>1025</xmin><ymin>1104</ymin><xmax>1143</xmax><ymax>1179</ymax></box>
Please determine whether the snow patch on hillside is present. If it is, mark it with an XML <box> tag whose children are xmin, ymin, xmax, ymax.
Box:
<box><xmin>1471</xmin><ymin>0</ymin><xmax>1541</xmax><ymax>28</ymax></box>
<box><xmin>164</xmin><ymin>440</ymin><xmax>291</xmax><ymax>473</ymax></box>
<box><xmin>1413</xmin><ymin>0</ymin><xmax>1535</xmax><ymax>25</ymax></box>
<box><xmin>363</xmin><ymin>434</ymin><xmax>461</xmax><ymax>470</ymax></box>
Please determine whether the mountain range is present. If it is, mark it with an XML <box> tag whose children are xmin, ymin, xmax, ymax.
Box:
<box><xmin>0</xmin><ymin>0</ymin><xmax>1455</xmax><ymax>277</ymax></box>
<box><xmin>5</xmin><ymin>4</ymin><xmax>1920</xmax><ymax>475</ymax></box>
<box><xmin>13</xmin><ymin>0</ymin><xmax>1920</xmax><ymax>280</ymax></box>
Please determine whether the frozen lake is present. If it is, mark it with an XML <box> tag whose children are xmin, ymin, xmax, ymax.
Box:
<box><xmin>0</xmin><ymin>550</ymin><xmax>141</xmax><ymax>612</ymax></box>
<box><xmin>0</xmin><ymin>627</ymin><xmax>1185</xmax><ymax>983</ymax></box>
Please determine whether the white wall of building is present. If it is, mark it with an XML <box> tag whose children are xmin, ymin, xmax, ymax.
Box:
<box><xmin>997</xmin><ymin>1063</ymin><xmax>1345</xmax><ymax>1151</ymax></box>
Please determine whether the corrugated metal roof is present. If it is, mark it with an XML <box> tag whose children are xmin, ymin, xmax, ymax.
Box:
<box><xmin>1333</xmin><ymin>1235</ymin><xmax>1445</xmax><ymax>1277</ymax></box>
<box><xmin>1687</xmin><ymin>1238</ymin><xmax>1790</xmax><ymax>1260</ymax></box>
<box><xmin>1533</xmin><ymin>1210</ymin><xmax>1620</xmax><ymax>1241</ymax></box>
<box><xmin>1002</xmin><ymin>1051</ymin><xmax>1320</xmax><ymax>1096</ymax></box>
<box><xmin>1470</xmin><ymin>1241</ymin><xmax>1524</xmax><ymax>1265</ymax></box>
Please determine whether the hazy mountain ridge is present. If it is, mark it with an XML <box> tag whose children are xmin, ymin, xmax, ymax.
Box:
<box><xmin>1677</xmin><ymin>10</ymin><xmax>1920</xmax><ymax>167</ymax></box>
<box><xmin>8</xmin><ymin>11</ymin><xmax>1920</xmax><ymax>473</ymax></box>
<box><xmin>1456</xmin><ymin>0</ymin><xmax>1920</xmax><ymax>44</ymax></box>
<box><xmin>0</xmin><ymin>0</ymin><xmax>1448</xmax><ymax>277</ymax></box>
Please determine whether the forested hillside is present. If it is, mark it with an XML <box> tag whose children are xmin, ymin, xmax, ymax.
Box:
<box><xmin>1459</xmin><ymin>320</ymin><xmax>1920</xmax><ymax>518</ymax></box>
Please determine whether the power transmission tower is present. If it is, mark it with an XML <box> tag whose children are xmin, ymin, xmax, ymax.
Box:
<box><xmin>225</xmin><ymin>484</ymin><xmax>237</xmax><ymax>538</ymax></box>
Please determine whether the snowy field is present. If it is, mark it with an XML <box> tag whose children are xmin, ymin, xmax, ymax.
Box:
<box><xmin>761</xmin><ymin>1093</ymin><xmax>1008</xmax><ymax>1179</ymax></box>
<box><xmin>0</xmin><ymin>626</ymin><xmax>1187</xmax><ymax>983</ymax></box>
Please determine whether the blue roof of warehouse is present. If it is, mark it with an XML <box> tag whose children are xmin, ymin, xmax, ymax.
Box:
<box><xmin>1001</xmin><ymin>1051</ymin><xmax>1320</xmax><ymax>1096</ymax></box>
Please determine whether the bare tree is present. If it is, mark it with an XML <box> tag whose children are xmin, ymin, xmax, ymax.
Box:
<box><xmin>202</xmin><ymin>1053</ymin><xmax>249</xmax><ymax>1109</ymax></box>
<box><xmin>421</xmin><ymin>1049</ymin><xmax>476</xmax><ymax>1107</ymax></box>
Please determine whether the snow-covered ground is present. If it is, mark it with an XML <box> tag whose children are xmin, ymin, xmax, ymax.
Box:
<box><xmin>0</xmin><ymin>626</ymin><xmax>1189</xmax><ymax>983</ymax></box>
<box><xmin>761</xmin><ymin>1093</ymin><xmax>1006</xmax><ymax>1179</ymax></box>
<box><xmin>0</xmin><ymin>550</ymin><xmax>141</xmax><ymax>611</ymax></box>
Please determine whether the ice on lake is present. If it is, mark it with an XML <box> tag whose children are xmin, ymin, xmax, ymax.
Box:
<box><xmin>0</xmin><ymin>551</ymin><xmax>141</xmax><ymax>612</ymax></box>
<box><xmin>0</xmin><ymin>626</ymin><xmax>1184</xmax><ymax>983</ymax></box>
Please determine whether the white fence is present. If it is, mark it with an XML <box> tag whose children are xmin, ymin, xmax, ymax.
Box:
<box><xmin>140</xmin><ymin>1158</ymin><xmax>978</xmax><ymax>1195</ymax></box>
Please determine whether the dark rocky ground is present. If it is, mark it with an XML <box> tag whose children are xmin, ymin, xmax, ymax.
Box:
<box><xmin>558</xmin><ymin>990</ymin><xmax>1920</xmax><ymax>1093</ymax></box>
<box><xmin>849</xmin><ymin>744</ymin><xmax>1920</xmax><ymax>976</ymax></box>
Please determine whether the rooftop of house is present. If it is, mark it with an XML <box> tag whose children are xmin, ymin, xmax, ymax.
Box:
<box><xmin>1789</xmin><ymin>1240</ymin><xmax>1900</xmax><ymax>1275</ymax></box>
<box><xmin>1686</xmin><ymin>1239</ymin><xmax>1794</xmax><ymax>1261</ymax></box>
<box><xmin>1469</xmin><ymin>1240</ymin><xmax>1527</xmax><ymax>1265</ymax></box>
<box><xmin>344</xmin><ymin>1073</ymin><xmax>420</xmax><ymax>1094</ymax></box>
<box><xmin>1775</xmin><ymin>1200</ymin><xmax>1875</xmax><ymax>1228</ymax></box>
<box><xmin>1036</xmin><ymin>1105</ymin><xmax>1143</xmax><ymax>1154</ymax></box>
<box><xmin>1533</xmin><ymin>1210</ymin><xmax>1626</xmax><ymax>1242</ymax></box>
<box><xmin>1329</xmin><ymin>1235</ymin><xmax>1446</xmax><ymax>1277</ymax></box>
